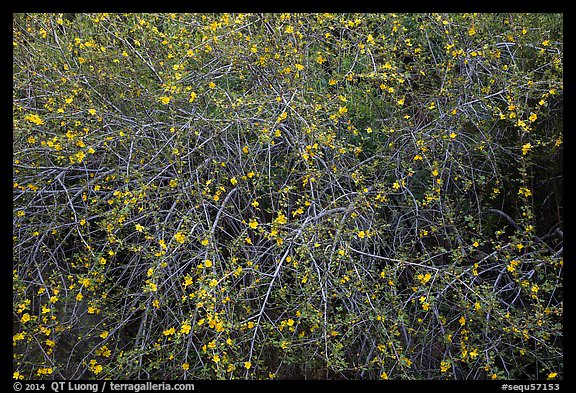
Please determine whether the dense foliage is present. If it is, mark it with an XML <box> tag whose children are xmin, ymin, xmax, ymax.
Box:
<box><xmin>13</xmin><ymin>13</ymin><xmax>563</xmax><ymax>380</ymax></box>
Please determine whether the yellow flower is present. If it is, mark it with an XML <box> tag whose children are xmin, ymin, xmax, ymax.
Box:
<box><xmin>189</xmin><ymin>92</ymin><xmax>197</xmax><ymax>102</ymax></box>
<box><xmin>522</xmin><ymin>143</ymin><xmax>532</xmax><ymax>155</ymax></box>
<box><xmin>180</xmin><ymin>322</ymin><xmax>192</xmax><ymax>334</ymax></box>
<box><xmin>459</xmin><ymin>316</ymin><xmax>466</xmax><ymax>326</ymax></box>
<box><xmin>230</xmin><ymin>177</ymin><xmax>238</xmax><ymax>185</ymax></box>
<box><xmin>209</xmin><ymin>81</ymin><xmax>216</xmax><ymax>89</ymax></box>
<box><xmin>174</xmin><ymin>232</ymin><xmax>186</xmax><ymax>244</ymax></box>
<box><xmin>75</xmin><ymin>151</ymin><xmax>86</xmax><ymax>163</ymax></box>
<box><xmin>440</xmin><ymin>360</ymin><xmax>451</xmax><ymax>372</ymax></box>
<box><xmin>159</xmin><ymin>96</ymin><xmax>171</xmax><ymax>105</ymax></box>
<box><xmin>204</xmin><ymin>259</ymin><xmax>213</xmax><ymax>268</ymax></box>
<box><xmin>275</xmin><ymin>213</ymin><xmax>287</xmax><ymax>225</ymax></box>
<box><xmin>244</xmin><ymin>361</ymin><xmax>252</xmax><ymax>370</ymax></box>
<box><xmin>547</xmin><ymin>372</ymin><xmax>557</xmax><ymax>379</ymax></box>
<box><xmin>25</xmin><ymin>113</ymin><xmax>45</xmax><ymax>125</ymax></box>
<box><xmin>100</xmin><ymin>331</ymin><xmax>109</xmax><ymax>339</ymax></box>
<box><xmin>182</xmin><ymin>363</ymin><xmax>190</xmax><ymax>370</ymax></box>
<box><xmin>97</xmin><ymin>345</ymin><xmax>111</xmax><ymax>358</ymax></box>
<box><xmin>37</xmin><ymin>367</ymin><xmax>53</xmax><ymax>376</ymax></box>
<box><xmin>417</xmin><ymin>273</ymin><xmax>432</xmax><ymax>285</ymax></box>
<box><xmin>357</xmin><ymin>230</ymin><xmax>366</xmax><ymax>239</ymax></box>
<box><xmin>212</xmin><ymin>354</ymin><xmax>220</xmax><ymax>363</ymax></box>
<box><xmin>135</xmin><ymin>223</ymin><xmax>144</xmax><ymax>232</ymax></box>
<box><xmin>21</xmin><ymin>313</ymin><xmax>31</xmax><ymax>323</ymax></box>
<box><xmin>277</xmin><ymin>111</ymin><xmax>288</xmax><ymax>121</ymax></box>
<box><xmin>518</xmin><ymin>187</ymin><xmax>532</xmax><ymax>197</ymax></box>
<box><xmin>13</xmin><ymin>332</ymin><xmax>26</xmax><ymax>342</ymax></box>
<box><xmin>88</xmin><ymin>108</ymin><xmax>97</xmax><ymax>115</ymax></box>
<box><xmin>201</xmin><ymin>238</ymin><xmax>209</xmax><ymax>246</ymax></box>
<box><xmin>248</xmin><ymin>219</ymin><xmax>259</xmax><ymax>229</ymax></box>
<box><xmin>163</xmin><ymin>327</ymin><xmax>176</xmax><ymax>336</ymax></box>
<box><xmin>529</xmin><ymin>113</ymin><xmax>538</xmax><ymax>122</ymax></box>
<box><xmin>92</xmin><ymin>364</ymin><xmax>103</xmax><ymax>375</ymax></box>
<box><xmin>146</xmin><ymin>281</ymin><xmax>157</xmax><ymax>292</ymax></box>
<box><xmin>468</xmin><ymin>26</ymin><xmax>476</xmax><ymax>36</ymax></box>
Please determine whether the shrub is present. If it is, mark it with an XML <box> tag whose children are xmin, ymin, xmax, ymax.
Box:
<box><xmin>13</xmin><ymin>13</ymin><xmax>562</xmax><ymax>380</ymax></box>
